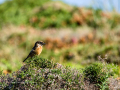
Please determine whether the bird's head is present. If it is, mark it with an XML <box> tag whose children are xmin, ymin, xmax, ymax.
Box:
<box><xmin>35</xmin><ymin>41</ymin><xmax>46</xmax><ymax>47</ymax></box>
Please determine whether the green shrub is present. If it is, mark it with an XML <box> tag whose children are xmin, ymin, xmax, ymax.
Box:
<box><xmin>25</xmin><ymin>56</ymin><xmax>57</xmax><ymax>69</ymax></box>
<box><xmin>83</xmin><ymin>62</ymin><xmax>119</xmax><ymax>89</ymax></box>
<box><xmin>83</xmin><ymin>63</ymin><xmax>108</xmax><ymax>84</ymax></box>
<box><xmin>0</xmin><ymin>56</ymin><xmax>83</xmax><ymax>89</ymax></box>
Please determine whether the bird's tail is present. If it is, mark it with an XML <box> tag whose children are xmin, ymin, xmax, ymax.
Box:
<box><xmin>23</xmin><ymin>57</ymin><xmax>28</xmax><ymax>62</ymax></box>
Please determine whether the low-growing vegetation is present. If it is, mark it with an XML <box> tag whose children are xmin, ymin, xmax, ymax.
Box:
<box><xmin>0</xmin><ymin>56</ymin><xmax>119</xmax><ymax>89</ymax></box>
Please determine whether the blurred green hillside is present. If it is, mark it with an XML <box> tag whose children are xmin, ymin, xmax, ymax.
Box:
<box><xmin>0</xmin><ymin>0</ymin><xmax>120</xmax><ymax>29</ymax></box>
<box><xmin>0</xmin><ymin>0</ymin><xmax>120</xmax><ymax>78</ymax></box>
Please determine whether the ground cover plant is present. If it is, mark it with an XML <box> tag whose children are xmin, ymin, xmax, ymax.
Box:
<box><xmin>0</xmin><ymin>56</ymin><xmax>119</xmax><ymax>89</ymax></box>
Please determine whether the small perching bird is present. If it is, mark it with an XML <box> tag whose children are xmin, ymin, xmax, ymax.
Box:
<box><xmin>23</xmin><ymin>41</ymin><xmax>45</xmax><ymax>62</ymax></box>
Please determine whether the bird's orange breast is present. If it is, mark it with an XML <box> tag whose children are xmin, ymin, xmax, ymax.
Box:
<box><xmin>35</xmin><ymin>46</ymin><xmax>42</xmax><ymax>55</ymax></box>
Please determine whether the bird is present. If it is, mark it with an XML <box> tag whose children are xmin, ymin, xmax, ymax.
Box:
<box><xmin>23</xmin><ymin>41</ymin><xmax>45</xmax><ymax>62</ymax></box>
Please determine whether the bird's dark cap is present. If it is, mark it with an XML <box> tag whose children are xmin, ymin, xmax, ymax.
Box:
<box><xmin>36</xmin><ymin>41</ymin><xmax>45</xmax><ymax>45</ymax></box>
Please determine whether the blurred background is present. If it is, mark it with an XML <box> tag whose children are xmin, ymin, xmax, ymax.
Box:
<box><xmin>0</xmin><ymin>0</ymin><xmax>120</xmax><ymax>75</ymax></box>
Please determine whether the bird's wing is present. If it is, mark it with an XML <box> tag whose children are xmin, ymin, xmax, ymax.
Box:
<box><xmin>23</xmin><ymin>49</ymin><xmax>36</xmax><ymax>62</ymax></box>
<box><xmin>28</xmin><ymin>49</ymin><xmax>36</xmax><ymax>57</ymax></box>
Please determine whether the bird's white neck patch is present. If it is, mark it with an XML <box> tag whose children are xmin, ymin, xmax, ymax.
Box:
<box><xmin>37</xmin><ymin>44</ymin><xmax>41</xmax><ymax>47</ymax></box>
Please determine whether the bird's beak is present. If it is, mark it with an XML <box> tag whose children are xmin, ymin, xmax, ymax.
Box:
<box><xmin>42</xmin><ymin>42</ymin><xmax>46</xmax><ymax>45</ymax></box>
